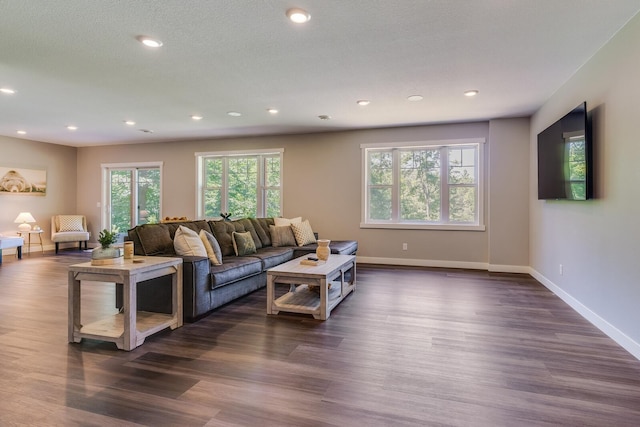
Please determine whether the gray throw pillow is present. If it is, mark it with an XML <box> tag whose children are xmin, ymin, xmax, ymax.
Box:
<box><xmin>269</xmin><ymin>225</ymin><xmax>296</xmax><ymax>247</ymax></box>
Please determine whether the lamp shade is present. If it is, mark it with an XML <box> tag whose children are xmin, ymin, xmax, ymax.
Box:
<box><xmin>14</xmin><ymin>212</ymin><xmax>36</xmax><ymax>232</ymax></box>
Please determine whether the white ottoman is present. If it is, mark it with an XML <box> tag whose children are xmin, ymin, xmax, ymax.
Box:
<box><xmin>0</xmin><ymin>236</ymin><xmax>24</xmax><ymax>264</ymax></box>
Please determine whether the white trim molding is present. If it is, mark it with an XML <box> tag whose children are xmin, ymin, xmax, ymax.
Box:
<box><xmin>530</xmin><ymin>268</ymin><xmax>640</xmax><ymax>361</ymax></box>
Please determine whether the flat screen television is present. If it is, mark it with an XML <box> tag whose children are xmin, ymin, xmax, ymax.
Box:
<box><xmin>537</xmin><ymin>102</ymin><xmax>593</xmax><ymax>200</ymax></box>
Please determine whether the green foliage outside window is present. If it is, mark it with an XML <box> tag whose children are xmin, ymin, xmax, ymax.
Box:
<box><xmin>202</xmin><ymin>153</ymin><xmax>281</xmax><ymax>219</ymax></box>
<box><xmin>366</xmin><ymin>144</ymin><xmax>479</xmax><ymax>225</ymax></box>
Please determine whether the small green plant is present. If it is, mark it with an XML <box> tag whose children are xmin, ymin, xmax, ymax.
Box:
<box><xmin>98</xmin><ymin>229</ymin><xmax>118</xmax><ymax>249</ymax></box>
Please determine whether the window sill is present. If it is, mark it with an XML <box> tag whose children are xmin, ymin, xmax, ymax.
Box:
<box><xmin>360</xmin><ymin>222</ymin><xmax>486</xmax><ymax>231</ymax></box>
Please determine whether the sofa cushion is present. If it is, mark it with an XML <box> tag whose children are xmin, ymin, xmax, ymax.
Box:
<box><xmin>250</xmin><ymin>218</ymin><xmax>272</xmax><ymax>246</ymax></box>
<box><xmin>199</xmin><ymin>230</ymin><xmax>222</xmax><ymax>265</ymax></box>
<box><xmin>165</xmin><ymin>220</ymin><xmax>210</xmax><ymax>239</ymax></box>
<box><xmin>274</xmin><ymin>216</ymin><xmax>302</xmax><ymax>226</ymax></box>
<box><xmin>250</xmin><ymin>247</ymin><xmax>294</xmax><ymax>269</ymax></box>
<box><xmin>270</xmin><ymin>225</ymin><xmax>296</xmax><ymax>247</ymax></box>
<box><xmin>58</xmin><ymin>215</ymin><xmax>84</xmax><ymax>232</ymax></box>
<box><xmin>293</xmin><ymin>239</ymin><xmax>358</xmax><ymax>258</ymax></box>
<box><xmin>209</xmin><ymin>256</ymin><xmax>263</xmax><ymax>289</ymax></box>
<box><xmin>174</xmin><ymin>226</ymin><xmax>208</xmax><ymax>257</ymax></box>
<box><xmin>236</xmin><ymin>218</ymin><xmax>262</xmax><ymax>249</ymax></box>
<box><xmin>210</xmin><ymin>220</ymin><xmax>238</xmax><ymax>257</ymax></box>
<box><xmin>135</xmin><ymin>224</ymin><xmax>174</xmax><ymax>255</ymax></box>
<box><xmin>291</xmin><ymin>219</ymin><xmax>316</xmax><ymax>246</ymax></box>
<box><xmin>232</xmin><ymin>231</ymin><xmax>257</xmax><ymax>256</ymax></box>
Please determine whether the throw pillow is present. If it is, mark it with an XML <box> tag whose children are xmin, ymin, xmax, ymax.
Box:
<box><xmin>199</xmin><ymin>229</ymin><xmax>222</xmax><ymax>265</ymax></box>
<box><xmin>232</xmin><ymin>231</ymin><xmax>257</xmax><ymax>256</ymax></box>
<box><xmin>174</xmin><ymin>225</ymin><xmax>207</xmax><ymax>257</ymax></box>
<box><xmin>290</xmin><ymin>219</ymin><xmax>316</xmax><ymax>246</ymax></box>
<box><xmin>273</xmin><ymin>216</ymin><xmax>302</xmax><ymax>227</ymax></box>
<box><xmin>58</xmin><ymin>215</ymin><xmax>84</xmax><ymax>232</ymax></box>
<box><xmin>269</xmin><ymin>225</ymin><xmax>297</xmax><ymax>247</ymax></box>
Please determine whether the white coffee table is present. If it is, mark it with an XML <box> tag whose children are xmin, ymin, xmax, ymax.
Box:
<box><xmin>68</xmin><ymin>256</ymin><xmax>183</xmax><ymax>350</ymax></box>
<box><xmin>267</xmin><ymin>254</ymin><xmax>356</xmax><ymax>320</ymax></box>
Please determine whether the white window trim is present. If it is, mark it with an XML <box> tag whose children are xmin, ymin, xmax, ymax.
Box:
<box><xmin>195</xmin><ymin>148</ymin><xmax>284</xmax><ymax>219</ymax></box>
<box><xmin>100</xmin><ymin>161</ymin><xmax>163</xmax><ymax>231</ymax></box>
<box><xmin>360</xmin><ymin>138</ymin><xmax>485</xmax><ymax>231</ymax></box>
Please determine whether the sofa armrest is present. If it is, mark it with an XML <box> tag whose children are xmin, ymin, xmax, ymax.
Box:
<box><xmin>180</xmin><ymin>256</ymin><xmax>212</xmax><ymax>321</ymax></box>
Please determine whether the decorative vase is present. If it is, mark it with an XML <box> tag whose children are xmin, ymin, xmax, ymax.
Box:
<box><xmin>91</xmin><ymin>245</ymin><xmax>123</xmax><ymax>265</ymax></box>
<box><xmin>316</xmin><ymin>239</ymin><xmax>331</xmax><ymax>261</ymax></box>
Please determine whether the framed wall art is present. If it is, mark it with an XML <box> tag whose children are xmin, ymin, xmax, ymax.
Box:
<box><xmin>0</xmin><ymin>166</ymin><xmax>47</xmax><ymax>195</ymax></box>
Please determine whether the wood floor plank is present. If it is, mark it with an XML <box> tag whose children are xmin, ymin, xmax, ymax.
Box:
<box><xmin>1</xmin><ymin>252</ymin><xmax>640</xmax><ymax>425</ymax></box>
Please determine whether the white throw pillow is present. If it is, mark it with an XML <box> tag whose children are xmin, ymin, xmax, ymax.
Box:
<box><xmin>274</xmin><ymin>216</ymin><xmax>302</xmax><ymax>227</ymax></box>
<box><xmin>174</xmin><ymin>225</ymin><xmax>207</xmax><ymax>257</ymax></box>
<box><xmin>58</xmin><ymin>215</ymin><xmax>84</xmax><ymax>232</ymax></box>
<box><xmin>199</xmin><ymin>229</ymin><xmax>222</xmax><ymax>265</ymax></box>
<box><xmin>290</xmin><ymin>219</ymin><xmax>316</xmax><ymax>246</ymax></box>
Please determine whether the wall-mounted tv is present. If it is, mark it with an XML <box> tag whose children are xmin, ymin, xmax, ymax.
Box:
<box><xmin>537</xmin><ymin>102</ymin><xmax>593</xmax><ymax>200</ymax></box>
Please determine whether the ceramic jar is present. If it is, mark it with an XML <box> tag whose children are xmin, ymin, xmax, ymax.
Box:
<box><xmin>316</xmin><ymin>239</ymin><xmax>331</xmax><ymax>261</ymax></box>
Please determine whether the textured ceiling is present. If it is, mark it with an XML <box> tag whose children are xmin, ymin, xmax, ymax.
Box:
<box><xmin>1</xmin><ymin>0</ymin><xmax>639</xmax><ymax>147</ymax></box>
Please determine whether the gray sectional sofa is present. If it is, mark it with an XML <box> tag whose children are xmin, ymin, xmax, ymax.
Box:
<box><xmin>126</xmin><ymin>218</ymin><xmax>358</xmax><ymax>321</ymax></box>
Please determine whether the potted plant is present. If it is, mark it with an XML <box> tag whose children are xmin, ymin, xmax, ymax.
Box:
<box><xmin>91</xmin><ymin>229</ymin><xmax>123</xmax><ymax>265</ymax></box>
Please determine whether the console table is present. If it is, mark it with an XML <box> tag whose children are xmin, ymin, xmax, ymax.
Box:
<box><xmin>68</xmin><ymin>256</ymin><xmax>183</xmax><ymax>350</ymax></box>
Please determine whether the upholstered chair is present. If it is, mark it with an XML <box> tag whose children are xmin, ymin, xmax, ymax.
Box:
<box><xmin>51</xmin><ymin>215</ymin><xmax>90</xmax><ymax>254</ymax></box>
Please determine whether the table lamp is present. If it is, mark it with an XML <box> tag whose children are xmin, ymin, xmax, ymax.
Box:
<box><xmin>14</xmin><ymin>212</ymin><xmax>36</xmax><ymax>232</ymax></box>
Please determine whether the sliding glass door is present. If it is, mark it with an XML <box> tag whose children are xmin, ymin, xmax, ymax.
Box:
<box><xmin>103</xmin><ymin>163</ymin><xmax>162</xmax><ymax>238</ymax></box>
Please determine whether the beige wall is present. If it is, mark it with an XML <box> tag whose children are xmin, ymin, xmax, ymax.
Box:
<box><xmin>75</xmin><ymin>119</ymin><xmax>529</xmax><ymax>270</ymax></box>
<box><xmin>530</xmin><ymin>12</ymin><xmax>640</xmax><ymax>355</ymax></box>
<box><xmin>488</xmin><ymin>118</ymin><xmax>530</xmax><ymax>269</ymax></box>
<box><xmin>0</xmin><ymin>136</ymin><xmax>77</xmax><ymax>251</ymax></box>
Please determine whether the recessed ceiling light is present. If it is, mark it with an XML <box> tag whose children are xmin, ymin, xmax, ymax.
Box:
<box><xmin>267</xmin><ymin>108</ymin><xmax>279</xmax><ymax>114</ymax></box>
<box><xmin>464</xmin><ymin>90</ymin><xmax>479</xmax><ymax>97</ymax></box>
<box><xmin>286</xmin><ymin>8</ymin><xmax>311</xmax><ymax>23</ymax></box>
<box><xmin>407</xmin><ymin>95</ymin><xmax>423</xmax><ymax>102</ymax></box>
<box><xmin>16</xmin><ymin>130</ymin><xmax>26</xmax><ymax>135</ymax></box>
<box><xmin>191</xmin><ymin>115</ymin><xmax>203</xmax><ymax>120</ymax></box>
<box><xmin>124</xmin><ymin>120</ymin><xmax>136</xmax><ymax>126</ymax></box>
<box><xmin>318</xmin><ymin>115</ymin><xmax>331</xmax><ymax>120</ymax></box>
<box><xmin>357</xmin><ymin>100</ymin><xmax>371</xmax><ymax>106</ymax></box>
<box><xmin>1</xmin><ymin>87</ymin><xmax>16</xmax><ymax>94</ymax></box>
<box><xmin>136</xmin><ymin>36</ymin><xmax>163</xmax><ymax>48</ymax></box>
<box><xmin>67</xmin><ymin>125</ymin><xmax>78</xmax><ymax>131</ymax></box>
<box><xmin>227</xmin><ymin>111</ymin><xmax>242</xmax><ymax>117</ymax></box>
<box><xmin>139</xmin><ymin>129</ymin><xmax>154</xmax><ymax>133</ymax></box>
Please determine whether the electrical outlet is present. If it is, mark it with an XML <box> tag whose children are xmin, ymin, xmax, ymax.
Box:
<box><xmin>402</xmin><ymin>243</ymin><xmax>408</xmax><ymax>251</ymax></box>
<box><xmin>559</xmin><ymin>264</ymin><xmax>563</xmax><ymax>275</ymax></box>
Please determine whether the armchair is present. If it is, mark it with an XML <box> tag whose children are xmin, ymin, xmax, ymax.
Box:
<box><xmin>51</xmin><ymin>215</ymin><xmax>90</xmax><ymax>254</ymax></box>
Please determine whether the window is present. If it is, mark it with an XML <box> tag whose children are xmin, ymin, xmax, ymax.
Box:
<box><xmin>196</xmin><ymin>149</ymin><xmax>283</xmax><ymax>219</ymax></box>
<box><xmin>101</xmin><ymin>162</ymin><xmax>162</xmax><ymax>237</ymax></box>
<box><xmin>361</xmin><ymin>139</ymin><xmax>484</xmax><ymax>230</ymax></box>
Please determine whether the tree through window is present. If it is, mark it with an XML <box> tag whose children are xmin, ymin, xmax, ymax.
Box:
<box><xmin>362</xmin><ymin>139</ymin><xmax>484</xmax><ymax>229</ymax></box>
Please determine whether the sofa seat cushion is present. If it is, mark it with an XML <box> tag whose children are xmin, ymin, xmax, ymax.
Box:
<box><xmin>293</xmin><ymin>240</ymin><xmax>358</xmax><ymax>258</ymax></box>
<box><xmin>52</xmin><ymin>231</ymin><xmax>90</xmax><ymax>243</ymax></box>
<box><xmin>250</xmin><ymin>247</ymin><xmax>294</xmax><ymax>269</ymax></box>
<box><xmin>209</xmin><ymin>256</ymin><xmax>262</xmax><ymax>289</ymax></box>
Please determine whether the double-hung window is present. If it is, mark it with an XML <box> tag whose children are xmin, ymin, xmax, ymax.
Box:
<box><xmin>361</xmin><ymin>138</ymin><xmax>485</xmax><ymax>230</ymax></box>
<box><xmin>196</xmin><ymin>149</ymin><xmax>283</xmax><ymax>219</ymax></box>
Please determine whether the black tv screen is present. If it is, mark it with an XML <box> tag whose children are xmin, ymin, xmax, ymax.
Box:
<box><xmin>537</xmin><ymin>102</ymin><xmax>593</xmax><ymax>200</ymax></box>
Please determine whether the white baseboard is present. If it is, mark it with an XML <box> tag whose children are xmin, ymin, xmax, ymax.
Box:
<box><xmin>356</xmin><ymin>256</ymin><xmax>529</xmax><ymax>274</ymax></box>
<box><xmin>530</xmin><ymin>268</ymin><xmax>640</xmax><ymax>361</ymax></box>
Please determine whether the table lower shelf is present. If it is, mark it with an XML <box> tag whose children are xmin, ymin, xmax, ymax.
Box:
<box><xmin>74</xmin><ymin>311</ymin><xmax>177</xmax><ymax>346</ymax></box>
<box><xmin>273</xmin><ymin>282</ymin><xmax>349</xmax><ymax>316</ymax></box>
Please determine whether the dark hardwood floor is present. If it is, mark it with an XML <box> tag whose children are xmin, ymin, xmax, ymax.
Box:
<box><xmin>1</xmin><ymin>251</ymin><xmax>640</xmax><ymax>426</ymax></box>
